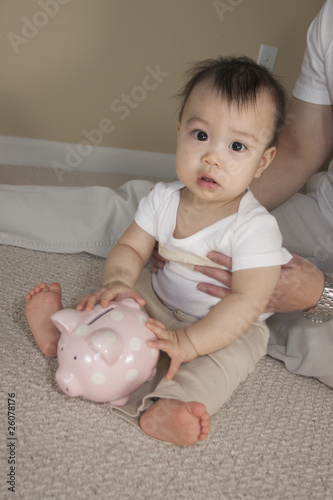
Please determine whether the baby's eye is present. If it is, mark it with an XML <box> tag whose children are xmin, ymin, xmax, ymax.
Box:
<box><xmin>229</xmin><ymin>141</ymin><xmax>246</xmax><ymax>152</ymax></box>
<box><xmin>193</xmin><ymin>130</ymin><xmax>208</xmax><ymax>141</ymax></box>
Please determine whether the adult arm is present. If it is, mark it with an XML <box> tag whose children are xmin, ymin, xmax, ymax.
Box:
<box><xmin>250</xmin><ymin>97</ymin><xmax>333</xmax><ymax>210</ymax></box>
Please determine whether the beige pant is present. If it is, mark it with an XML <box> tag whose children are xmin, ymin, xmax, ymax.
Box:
<box><xmin>111</xmin><ymin>268</ymin><xmax>269</xmax><ymax>427</ymax></box>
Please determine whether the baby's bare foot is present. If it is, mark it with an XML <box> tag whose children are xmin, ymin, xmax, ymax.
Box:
<box><xmin>25</xmin><ymin>282</ymin><xmax>63</xmax><ymax>357</ymax></box>
<box><xmin>139</xmin><ymin>399</ymin><xmax>210</xmax><ymax>445</ymax></box>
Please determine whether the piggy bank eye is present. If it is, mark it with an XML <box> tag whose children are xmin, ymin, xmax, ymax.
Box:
<box><xmin>58</xmin><ymin>335</ymin><xmax>69</xmax><ymax>349</ymax></box>
<box><xmin>74</xmin><ymin>356</ymin><xmax>77</xmax><ymax>360</ymax></box>
<box><xmin>58</xmin><ymin>335</ymin><xmax>70</xmax><ymax>351</ymax></box>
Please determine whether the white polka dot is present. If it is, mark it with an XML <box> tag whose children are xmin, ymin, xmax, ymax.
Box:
<box><xmin>139</xmin><ymin>314</ymin><xmax>147</xmax><ymax>325</ymax></box>
<box><xmin>130</xmin><ymin>337</ymin><xmax>142</xmax><ymax>351</ymax></box>
<box><xmin>110</xmin><ymin>310</ymin><xmax>124</xmax><ymax>321</ymax></box>
<box><xmin>151</xmin><ymin>348</ymin><xmax>158</xmax><ymax>357</ymax></box>
<box><xmin>91</xmin><ymin>372</ymin><xmax>106</xmax><ymax>385</ymax></box>
<box><xmin>75</xmin><ymin>325</ymin><xmax>88</xmax><ymax>336</ymax></box>
<box><xmin>126</xmin><ymin>369</ymin><xmax>138</xmax><ymax>382</ymax></box>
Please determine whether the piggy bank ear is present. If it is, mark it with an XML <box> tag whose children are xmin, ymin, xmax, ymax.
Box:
<box><xmin>51</xmin><ymin>309</ymin><xmax>90</xmax><ymax>336</ymax></box>
<box><xmin>51</xmin><ymin>309</ymin><xmax>81</xmax><ymax>333</ymax></box>
<box><xmin>87</xmin><ymin>329</ymin><xmax>122</xmax><ymax>365</ymax></box>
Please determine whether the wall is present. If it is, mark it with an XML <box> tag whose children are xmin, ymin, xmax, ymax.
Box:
<box><xmin>1</xmin><ymin>0</ymin><xmax>325</xmax><ymax>157</ymax></box>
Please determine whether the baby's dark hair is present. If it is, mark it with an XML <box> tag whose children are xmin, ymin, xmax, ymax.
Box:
<box><xmin>177</xmin><ymin>56</ymin><xmax>287</xmax><ymax>146</ymax></box>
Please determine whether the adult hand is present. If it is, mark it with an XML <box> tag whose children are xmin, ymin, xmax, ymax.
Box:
<box><xmin>150</xmin><ymin>243</ymin><xmax>169</xmax><ymax>272</ymax></box>
<box><xmin>264</xmin><ymin>254</ymin><xmax>324</xmax><ymax>313</ymax></box>
<box><xmin>195</xmin><ymin>252</ymin><xmax>232</xmax><ymax>300</ymax></box>
<box><xmin>195</xmin><ymin>252</ymin><xmax>325</xmax><ymax>314</ymax></box>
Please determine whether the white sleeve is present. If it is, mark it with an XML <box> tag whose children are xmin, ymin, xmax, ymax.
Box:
<box><xmin>134</xmin><ymin>182</ymin><xmax>168</xmax><ymax>237</ymax></box>
<box><xmin>231</xmin><ymin>211</ymin><xmax>292</xmax><ymax>272</ymax></box>
<box><xmin>293</xmin><ymin>1</ymin><xmax>333</xmax><ymax>105</ymax></box>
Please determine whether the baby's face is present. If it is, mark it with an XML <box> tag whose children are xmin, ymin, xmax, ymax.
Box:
<box><xmin>175</xmin><ymin>82</ymin><xmax>277</xmax><ymax>206</ymax></box>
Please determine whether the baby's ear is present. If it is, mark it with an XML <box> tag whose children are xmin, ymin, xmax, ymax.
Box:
<box><xmin>255</xmin><ymin>147</ymin><xmax>276</xmax><ymax>178</ymax></box>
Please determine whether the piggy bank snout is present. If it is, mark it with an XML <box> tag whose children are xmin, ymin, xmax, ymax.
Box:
<box><xmin>55</xmin><ymin>368</ymin><xmax>82</xmax><ymax>397</ymax></box>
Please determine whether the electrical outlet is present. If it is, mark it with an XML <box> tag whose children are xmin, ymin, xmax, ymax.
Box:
<box><xmin>257</xmin><ymin>45</ymin><xmax>279</xmax><ymax>73</ymax></box>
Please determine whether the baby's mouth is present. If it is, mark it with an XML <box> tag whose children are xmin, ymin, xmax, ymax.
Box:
<box><xmin>198</xmin><ymin>175</ymin><xmax>220</xmax><ymax>186</ymax></box>
<box><xmin>201</xmin><ymin>176</ymin><xmax>216</xmax><ymax>183</ymax></box>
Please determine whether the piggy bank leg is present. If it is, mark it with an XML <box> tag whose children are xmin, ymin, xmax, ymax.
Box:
<box><xmin>147</xmin><ymin>367</ymin><xmax>157</xmax><ymax>381</ymax></box>
<box><xmin>111</xmin><ymin>395</ymin><xmax>129</xmax><ymax>407</ymax></box>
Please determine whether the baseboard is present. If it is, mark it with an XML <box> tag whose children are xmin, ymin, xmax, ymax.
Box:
<box><xmin>0</xmin><ymin>136</ymin><xmax>176</xmax><ymax>178</ymax></box>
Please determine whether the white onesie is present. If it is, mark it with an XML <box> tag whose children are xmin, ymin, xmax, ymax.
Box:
<box><xmin>135</xmin><ymin>181</ymin><xmax>291</xmax><ymax>320</ymax></box>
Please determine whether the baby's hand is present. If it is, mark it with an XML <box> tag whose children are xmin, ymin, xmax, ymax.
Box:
<box><xmin>145</xmin><ymin>319</ymin><xmax>198</xmax><ymax>379</ymax></box>
<box><xmin>76</xmin><ymin>281</ymin><xmax>145</xmax><ymax>311</ymax></box>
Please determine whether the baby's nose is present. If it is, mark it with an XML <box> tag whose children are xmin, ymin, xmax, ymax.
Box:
<box><xmin>201</xmin><ymin>149</ymin><xmax>222</xmax><ymax>168</ymax></box>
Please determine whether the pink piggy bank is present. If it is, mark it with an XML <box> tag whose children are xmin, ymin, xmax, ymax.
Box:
<box><xmin>51</xmin><ymin>298</ymin><xmax>159</xmax><ymax>406</ymax></box>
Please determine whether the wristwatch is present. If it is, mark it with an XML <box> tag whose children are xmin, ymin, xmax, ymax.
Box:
<box><xmin>303</xmin><ymin>272</ymin><xmax>333</xmax><ymax>323</ymax></box>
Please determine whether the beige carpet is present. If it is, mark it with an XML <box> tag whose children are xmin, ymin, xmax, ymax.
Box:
<box><xmin>1</xmin><ymin>165</ymin><xmax>333</xmax><ymax>500</ymax></box>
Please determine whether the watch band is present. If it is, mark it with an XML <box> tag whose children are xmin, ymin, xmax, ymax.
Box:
<box><xmin>303</xmin><ymin>272</ymin><xmax>333</xmax><ymax>323</ymax></box>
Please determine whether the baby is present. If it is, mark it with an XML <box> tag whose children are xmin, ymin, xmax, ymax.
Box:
<box><xmin>26</xmin><ymin>56</ymin><xmax>291</xmax><ymax>445</ymax></box>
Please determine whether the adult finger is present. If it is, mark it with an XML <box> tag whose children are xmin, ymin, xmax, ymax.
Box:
<box><xmin>197</xmin><ymin>282</ymin><xmax>232</xmax><ymax>299</ymax></box>
<box><xmin>195</xmin><ymin>265</ymin><xmax>232</xmax><ymax>289</ymax></box>
<box><xmin>206</xmin><ymin>251</ymin><xmax>232</xmax><ymax>270</ymax></box>
<box><xmin>150</xmin><ymin>245</ymin><xmax>168</xmax><ymax>271</ymax></box>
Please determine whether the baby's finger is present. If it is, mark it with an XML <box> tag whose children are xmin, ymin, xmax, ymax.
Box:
<box><xmin>165</xmin><ymin>358</ymin><xmax>181</xmax><ymax>380</ymax></box>
<box><xmin>76</xmin><ymin>295</ymin><xmax>96</xmax><ymax>311</ymax></box>
<box><xmin>128</xmin><ymin>289</ymin><xmax>146</xmax><ymax>306</ymax></box>
<box><xmin>146</xmin><ymin>338</ymin><xmax>172</xmax><ymax>355</ymax></box>
<box><xmin>146</xmin><ymin>318</ymin><xmax>166</xmax><ymax>329</ymax></box>
<box><xmin>99</xmin><ymin>290</ymin><xmax>117</xmax><ymax>308</ymax></box>
<box><xmin>145</xmin><ymin>319</ymin><xmax>168</xmax><ymax>338</ymax></box>
<box><xmin>76</xmin><ymin>298</ymin><xmax>87</xmax><ymax>311</ymax></box>
<box><xmin>81</xmin><ymin>292</ymin><xmax>102</xmax><ymax>311</ymax></box>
